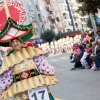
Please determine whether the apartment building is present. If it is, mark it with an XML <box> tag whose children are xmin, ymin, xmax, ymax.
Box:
<box><xmin>44</xmin><ymin>0</ymin><xmax>65</xmax><ymax>33</ymax></box>
<box><xmin>58</xmin><ymin>0</ymin><xmax>73</xmax><ymax>32</ymax></box>
<box><xmin>6</xmin><ymin>0</ymin><xmax>89</xmax><ymax>39</ymax></box>
<box><xmin>66</xmin><ymin>0</ymin><xmax>88</xmax><ymax>32</ymax></box>
<box><xmin>7</xmin><ymin>0</ymin><xmax>51</xmax><ymax>38</ymax></box>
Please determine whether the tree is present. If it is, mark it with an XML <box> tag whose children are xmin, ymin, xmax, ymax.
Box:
<box><xmin>41</xmin><ymin>29</ymin><xmax>55</xmax><ymax>43</ymax></box>
<box><xmin>55</xmin><ymin>32</ymin><xmax>63</xmax><ymax>40</ymax></box>
<box><xmin>76</xmin><ymin>0</ymin><xmax>100</xmax><ymax>16</ymax></box>
<box><xmin>87</xmin><ymin>16</ymin><xmax>93</xmax><ymax>28</ymax></box>
<box><xmin>87</xmin><ymin>16</ymin><xmax>100</xmax><ymax>28</ymax></box>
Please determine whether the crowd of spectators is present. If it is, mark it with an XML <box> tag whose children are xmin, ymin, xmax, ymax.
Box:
<box><xmin>70</xmin><ymin>28</ymin><xmax>100</xmax><ymax>71</ymax></box>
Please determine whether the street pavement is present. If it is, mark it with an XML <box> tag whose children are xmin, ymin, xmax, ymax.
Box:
<box><xmin>2</xmin><ymin>53</ymin><xmax>100</xmax><ymax>100</ymax></box>
<box><xmin>47</xmin><ymin>53</ymin><xmax>100</xmax><ymax>100</ymax></box>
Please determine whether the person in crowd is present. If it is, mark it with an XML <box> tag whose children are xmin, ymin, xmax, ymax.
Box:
<box><xmin>86</xmin><ymin>54</ymin><xmax>94</xmax><ymax>69</ymax></box>
<box><xmin>70</xmin><ymin>45</ymin><xmax>85</xmax><ymax>70</ymax></box>
<box><xmin>95</xmin><ymin>30</ymin><xmax>100</xmax><ymax>43</ymax></box>
<box><xmin>94</xmin><ymin>39</ymin><xmax>100</xmax><ymax>71</ymax></box>
<box><xmin>92</xmin><ymin>30</ymin><xmax>100</xmax><ymax>49</ymax></box>
<box><xmin>79</xmin><ymin>45</ymin><xmax>85</xmax><ymax>57</ymax></box>
<box><xmin>88</xmin><ymin>33</ymin><xmax>93</xmax><ymax>43</ymax></box>
<box><xmin>80</xmin><ymin>44</ymin><xmax>91</xmax><ymax>69</ymax></box>
<box><xmin>70</xmin><ymin>44</ymin><xmax>80</xmax><ymax>62</ymax></box>
<box><xmin>70</xmin><ymin>44</ymin><xmax>84</xmax><ymax>62</ymax></box>
<box><xmin>0</xmin><ymin>58</ymin><xmax>2</xmax><ymax>67</ymax></box>
<box><xmin>81</xmin><ymin>32</ymin><xmax>87</xmax><ymax>46</ymax></box>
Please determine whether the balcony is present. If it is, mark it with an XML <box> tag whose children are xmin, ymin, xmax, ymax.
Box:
<box><xmin>48</xmin><ymin>14</ymin><xmax>56</xmax><ymax>20</ymax></box>
<box><xmin>50</xmin><ymin>23</ymin><xmax>56</xmax><ymax>29</ymax></box>
<box><xmin>46</xmin><ymin>4</ymin><xmax>52</xmax><ymax>11</ymax></box>
<box><xmin>82</xmin><ymin>22</ymin><xmax>87</xmax><ymax>25</ymax></box>
<box><xmin>67</xmin><ymin>19</ymin><xmax>71</xmax><ymax>21</ymax></box>
<box><xmin>46</xmin><ymin>0</ymin><xmax>50</xmax><ymax>4</ymax></box>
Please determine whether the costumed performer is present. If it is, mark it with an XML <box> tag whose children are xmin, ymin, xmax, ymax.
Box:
<box><xmin>0</xmin><ymin>35</ymin><xmax>59</xmax><ymax>100</ymax></box>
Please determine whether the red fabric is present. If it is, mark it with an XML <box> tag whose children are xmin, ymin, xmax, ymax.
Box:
<box><xmin>26</xmin><ymin>42</ymin><xmax>33</xmax><ymax>47</ymax></box>
<box><xmin>38</xmin><ymin>47</ymin><xmax>42</xmax><ymax>50</ymax></box>
<box><xmin>19</xmin><ymin>71</ymin><xmax>31</xmax><ymax>80</ymax></box>
<box><xmin>0</xmin><ymin>2</ymin><xmax>25</xmax><ymax>31</ymax></box>
<box><xmin>73</xmin><ymin>44</ymin><xmax>78</xmax><ymax>50</ymax></box>
<box><xmin>85</xmin><ymin>48</ymin><xmax>90</xmax><ymax>53</ymax></box>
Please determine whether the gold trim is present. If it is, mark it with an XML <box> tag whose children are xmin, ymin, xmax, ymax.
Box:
<box><xmin>3</xmin><ymin>0</ymin><xmax>11</xmax><ymax>19</ymax></box>
<box><xmin>18</xmin><ymin>26</ymin><xmax>34</xmax><ymax>43</ymax></box>
<box><xmin>55</xmin><ymin>98</ymin><xmax>62</xmax><ymax>100</ymax></box>
<box><xmin>1</xmin><ymin>74</ymin><xmax>58</xmax><ymax>99</ymax></box>
<box><xmin>0</xmin><ymin>47</ymin><xmax>48</xmax><ymax>74</ymax></box>
<box><xmin>0</xmin><ymin>47</ymin><xmax>58</xmax><ymax>99</ymax></box>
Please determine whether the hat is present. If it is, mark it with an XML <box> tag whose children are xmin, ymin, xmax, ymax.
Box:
<box><xmin>0</xmin><ymin>18</ymin><xmax>34</xmax><ymax>47</ymax></box>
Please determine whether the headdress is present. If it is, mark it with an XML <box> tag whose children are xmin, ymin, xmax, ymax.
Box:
<box><xmin>0</xmin><ymin>1</ymin><xmax>34</xmax><ymax>47</ymax></box>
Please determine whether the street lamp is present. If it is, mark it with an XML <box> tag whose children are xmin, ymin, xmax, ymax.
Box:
<box><xmin>89</xmin><ymin>13</ymin><xmax>97</xmax><ymax>37</ymax></box>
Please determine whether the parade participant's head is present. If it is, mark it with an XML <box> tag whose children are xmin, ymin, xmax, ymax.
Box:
<box><xmin>86</xmin><ymin>44</ymin><xmax>90</xmax><ymax>49</ymax></box>
<box><xmin>82</xmin><ymin>32</ymin><xmax>87</xmax><ymax>38</ymax></box>
<box><xmin>97</xmin><ymin>27</ymin><xmax>100</xmax><ymax>31</ymax></box>
<box><xmin>79</xmin><ymin>45</ymin><xmax>84</xmax><ymax>50</ymax></box>
<box><xmin>97</xmin><ymin>39</ymin><xmax>100</xmax><ymax>45</ymax></box>
<box><xmin>97</xmin><ymin>30</ymin><xmax>100</xmax><ymax>36</ymax></box>
<box><xmin>10</xmin><ymin>38</ymin><xmax>22</xmax><ymax>52</ymax></box>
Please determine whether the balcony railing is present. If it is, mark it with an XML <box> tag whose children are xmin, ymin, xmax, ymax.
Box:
<box><xmin>46</xmin><ymin>0</ymin><xmax>50</xmax><ymax>4</ymax></box>
<box><xmin>48</xmin><ymin>14</ymin><xmax>56</xmax><ymax>20</ymax></box>
<box><xmin>46</xmin><ymin>4</ymin><xmax>52</xmax><ymax>11</ymax></box>
<box><xmin>50</xmin><ymin>23</ymin><xmax>56</xmax><ymax>29</ymax></box>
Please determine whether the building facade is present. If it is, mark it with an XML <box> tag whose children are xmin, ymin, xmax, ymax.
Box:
<box><xmin>44</xmin><ymin>0</ymin><xmax>65</xmax><ymax>33</ymax></box>
<box><xmin>66</xmin><ymin>0</ymin><xmax>88</xmax><ymax>32</ymax></box>
<box><xmin>58</xmin><ymin>0</ymin><xmax>73</xmax><ymax>32</ymax></box>
<box><xmin>6</xmin><ymin>0</ymin><xmax>89</xmax><ymax>39</ymax></box>
<box><xmin>7</xmin><ymin>0</ymin><xmax>51</xmax><ymax>39</ymax></box>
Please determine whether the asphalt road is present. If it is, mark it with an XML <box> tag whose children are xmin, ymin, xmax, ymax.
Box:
<box><xmin>48</xmin><ymin>53</ymin><xmax>100</xmax><ymax>100</ymax></box>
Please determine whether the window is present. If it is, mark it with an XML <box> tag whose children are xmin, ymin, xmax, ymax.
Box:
<box><xmin>77</xmin><ymin>29</ymin><xmax>79</xmax><ymax>31</ymax></box>
<box><xmin>34</xmin><ymin>28</ymin><xmax>38</xmax><ymax>33</ymax></box>
<box><xmin>53</xmin><ymin>4</ymin><xmax>58</xmax><ymax>10</ymax></box>
<box><xmin>69</xmin><ymin>22</ymin><xmax>72</xmax><ymax>26</ymax></box>
<box><xmin>58</xmin><ymin>22</ymin><xmax>62</xmax><ymax>27</ymax></box>
<box><xmin>38</xmin><ymin>14</ymin><xmax>42</xmax><ymax>22</ymax></box>
<box><xmin>75</xmin><ymin>23</ymin><xmax>78</xmax><ymax>28</ymax></box>
<box><xmin>56</xmin><ymin>17</ymin><xmax>59</xmax><ymax>22</ymax></box>
<box><xmin>46</xmin><ymin>0</ymin><xmax>50</xmax><ymax>3</ymax></box>
<box><xmin>74</xmin><ymin>17</ymin><xmax>76</xmax><ymax>21</ymax></box>
<box><xmin>36</xmin><ymin>4</ymin><xmax>39</xmax><ymax>11</ymax></box>
<box><xmin>30</xmin><ymin>16</ymin><xmax>36</xmax><ymax>22</ymax></box>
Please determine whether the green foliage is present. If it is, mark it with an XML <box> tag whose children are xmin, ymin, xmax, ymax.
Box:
<box><xmin>87</xmin><ymin>16</ymin><xmax>100</xmax><ymax>28</ymax></box>
<box><xmin>87</xmin><ymin>16</ymin><xmax>93</xmax><ymax>28</ymax></box>
<box><xmin>41</xmin><ymin>29</ymin><xmax>55</xmax><ymax>43</ymax></box>
<box><xmin>55</xmin><ymin>32</ymin><xmax>63</xmax><ymax>40</ymax></box>
<box><xmin>76</xmin><ymin>0</ymin><xmax>100</xmax><ymax>15</ymax></box>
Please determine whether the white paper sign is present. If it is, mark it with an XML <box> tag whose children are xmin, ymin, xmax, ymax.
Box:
<box><xmin>28</xmin><ymin>86</ymin><xmax>50</xmax><ymax>100</ymax></box>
